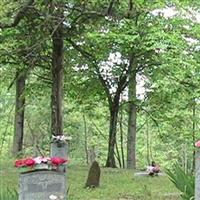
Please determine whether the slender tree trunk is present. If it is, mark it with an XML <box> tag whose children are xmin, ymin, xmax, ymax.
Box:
<box><xmin>115</xmin><ymin>140</ymin><xmax>122</xmax><ymax>168</ymax></box>
<box><xmin>51</xmin><ymin>2</ymin><xmax>64</xmax><ymax>136</ymax></box>
<box><xmin>12</xmin><ymin>71</ymin><xmax>26</xmax><ymax>156</ymax></box>
<box><xmin>89</xmin><ymin>146</ymin><xmax>96</xmax><ymax>164</ymax></box>
<box><xmin>127</xmin><ymin>71</ymin><xmax>137</xmax><ymax>169</ymax></box>
<box><xmin>192</xmin><ymin>100</ymin><xmax>196</xmax><ymax>173</ymax></box>
<box><xmin>119</xmin><ymin>106</ymin><xmax>125</xmax><ymax>168</ymax></box>
<box><xmin>184</xmin><ymin>143</ymin><xmax>187</xmax><ymax>173</ymax></box>
<box><xmin>105</xmin><ymin>101</ymin><xmax>119</xmax><ymax>168</ymax></box>
<box><xmin>83</xmin><ymin>114</ymin><xmax>89</xmax><ymax>165</ymax></box>
<box><xmin>146</xmin><ymin>116</ymin><xmax>150</xmax><ymax>165</ymax></box>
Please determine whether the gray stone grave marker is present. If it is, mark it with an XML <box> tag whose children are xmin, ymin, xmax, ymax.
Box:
<box><xmin>51</xmin><ymin>142</ymin><xmax>68</xmax><ymax>160</ymax></box>
<box><xmin>51</xmin><ymin>140</ymin><xmax>69</xmax><ymax>172</ymax></box>
<box><xmin>195</xmin><ymin>150</ymin><xmax>200</xmax><ymax>200</ymax></box>
<box><xmin>19</xmin><ymin>170</ymin><xmax>66</xmax><ymax>200</ymax></box>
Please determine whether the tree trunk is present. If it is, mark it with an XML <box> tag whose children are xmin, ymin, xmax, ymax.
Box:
<box><xmin>51</xmin><ymin>3</ymin><xmax>64</xmax><ymax>136</ymax></box>
<box><xmin>12</xmin><ymin>71</ymin><xmax>26</xmax><ymax>156</ymax></box>
<box><xmin>127</xmin><ymin>71</ymin><xmax>137</xmax><ymax>169</ymax></box>
<box><xmin>146</xmin><ymin>116</ymin><xmax>150</xmax><ymax>165</ymax></box>
<box><xmin>119</xmin><ymin>106</ymin><xmax>125</xmax><ymax>168</ymax></box>
<box><xmin>105</xmin><ymin>102</ymin><xmax>119</xmax><ymax>168</ymax></box>
<box><xmin>115</xmin><ymin>140</ymin><xmax>122</xmax><ymax>168</ymax></box>
<box><xmin>83</xmin><ymin>114</ymin><xmax>89</xmax><ymax>165</ymax></box>
<box><xmin>192</xmin><ymin>100</ymin><xmax>196</xmax><ymax>173</ymax></box>
<box><xmin>89</xmin><ymin>146</ymin><xmax>96</xmax><ymax>164</ymax></box>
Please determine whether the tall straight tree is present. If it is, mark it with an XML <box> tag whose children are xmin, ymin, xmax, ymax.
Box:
<box><xmin>12</xmin><ymin>71</ymin><xmax>26</xmax><ymax>155</ymax></box>
<box><xmin>126</xmin><ymin>0</ymin><xmax>138</xmax><ymax>169</ymax></box>
<box><xmin>127</xmin><ymin>61</ymin><xmax>137</xmax><ymax>169</ymax></box>
<box><xmin>50</xmin><ymin>1</ymin><xmax>64</xmax><ymax>136</ymax></box>
<box><xmin>0</xmin><ymin>0</ymin><xmax>36</xmax><ymax>155</ymax></box>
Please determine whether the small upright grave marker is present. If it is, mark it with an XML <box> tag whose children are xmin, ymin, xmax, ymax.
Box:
<box><xmin>85</xmin><ymin>160</ymin><xmax>101</xmax><ymax>188</ymax></box>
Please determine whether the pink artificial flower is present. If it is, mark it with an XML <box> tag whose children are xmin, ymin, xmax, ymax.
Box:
<box><xmin>41</xmin><ymin>157</ymin><xmax>50</xmax><ymax>162</ymax></box>
<box><xmin>195</xmin><ymin>140</ymin><xmax>200</xmax><ymax>148</ymax></box>
<box><xmin>33</xmin><ymin>157</ymin><xmax>50</xmax><ymax>164</ymax></box>
<box><xmin>33</xmin><ymin>157</ymin><xmax>42</xmax><ymax>164</ymax></box>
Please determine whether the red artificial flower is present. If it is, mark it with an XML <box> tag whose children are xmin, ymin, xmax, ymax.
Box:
<box><xmin>51</xmin><ymin>157</ymin><xmax>67</xmax><ymax>166</ymax></box>
<box><xmin>15</xmin><ymin>159</ymin><xmax>26</xmax><ymax>167</ymax></box>
<box><xmin>24</xmin><ymin>158</ymin><xmax>36</xmax><ymax>167</ymax></box>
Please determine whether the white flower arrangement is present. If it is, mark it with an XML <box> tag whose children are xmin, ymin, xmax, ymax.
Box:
<box><xmin>52</xmin><ymin>135</ymin><xmax>72</xmax><ymax>142</ymax></box>
<box><xmin>52</xmin><ymin>135</ymin><xmax>72</xmax><ymax>141</ymax></box>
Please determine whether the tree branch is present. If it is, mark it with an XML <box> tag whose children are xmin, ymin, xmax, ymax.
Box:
<box><xmin>66</xmin><ymin>38</ymin><xmax>113</xmax><ymax>108</ymax></box>
<box><xmin>66</xmin><ymin>38</ymin><xmax>94</xmax><ymax>61</ymax></box>
<box><xmin>7</xmin><ymin>69</ymin><xmax>26</xmax><ymax>91</ymax></box>
<box><xmin>32</xmin><ymin>72</ymin><xmax>52</xmax><ymax>84</ymax></box>
<box><xmin>116</xmin><ymin>53</ymin><xmax>135</xmax><ymax>94</ymax></box>
<box><xmin>91</xmin><ymin>120</ymin><xmax>108</xmax><ymax>141</ymax></box>
<box><xmin>0</xmin><ymin>0</ymin><xmax>34</xmax><ymax>29</ymax></box>
<box><xmin>95</xmin><ymin>66</ymin><xmax>113</xmax><ymax>109</ymax></box>
<box><xmin>140</xmin><ymin>107</ymin><xmax>161</xmax><ymax>135</ymax></box>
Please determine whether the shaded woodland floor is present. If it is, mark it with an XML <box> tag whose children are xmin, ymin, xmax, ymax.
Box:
<box><xmin>0</xmin><ymin>160</ymin><xmax>181</xmax><ymax>200</ymax></box>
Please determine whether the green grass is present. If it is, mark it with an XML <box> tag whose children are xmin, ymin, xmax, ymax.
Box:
<box><xmin>68</xmin><ymin>166</ymin><xmax>180</xmax><ymax>200</ymax></box>
<box><xmin>0</xmin><ymin>160</ymin><xmax>181</xmax><ymax>200</ymax></box>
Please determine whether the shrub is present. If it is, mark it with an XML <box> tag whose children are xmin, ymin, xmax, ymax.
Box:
<box><xmin>165</xmin><ymin>163</ymin><xmax>194</xmax><ymax>200</ymax></box>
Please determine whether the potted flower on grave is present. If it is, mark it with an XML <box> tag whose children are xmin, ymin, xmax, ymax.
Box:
<box><xmin>15</xmin><ymin>156</ymin><xmax>68</xmax><ymax>173</ymax></box>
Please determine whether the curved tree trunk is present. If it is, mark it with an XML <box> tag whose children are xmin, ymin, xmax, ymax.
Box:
<box><xmin>12</xmin><ymin>71</ymin><xmax>26</xmax><ymax>156</ymax></box>
<box><xmin>127</xmin><ymin>71</ymin><xmax>137</xmax><ymax>169</ymax></box>
<box><xmin>51</xmin><ymin>2</ymin><xmax>64</xmax><ymax>136</ymax></box>
<box><xmin>105</xmin><ymin>101</ymin><xmax>119</xmax><ymax>168</ymax></box>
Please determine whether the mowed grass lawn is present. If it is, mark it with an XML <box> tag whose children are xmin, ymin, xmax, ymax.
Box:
<box><xmin>0</xmin><ymin>160</ymin><xmax>181</xmax><ymax>200</ymax></box>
